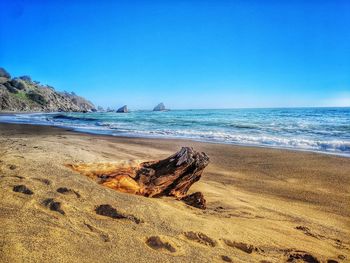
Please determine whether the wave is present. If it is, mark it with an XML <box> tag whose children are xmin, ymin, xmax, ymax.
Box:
<box><xmin>227</xmin><ymin>124</ymin><xmax>258</xmax><ymax>129</ymax></box>
<box><xmin>52</xmin><ymin>114</ymin><xmax>98</xmax><ymax>122</ymax></box>
<box><xmin>141</xmin><ymin>130</ymin><xmax>350</xmax><ymax>154</ymax></box>
<box><xmin>71</xmin><ymin>125</ymin><xmax>350</xmax><ymax>154</ymax></box>
<box><xmin>1</xmin><ymin>109</ymin><xmax>350</xmax><ymax>156</ymax></box>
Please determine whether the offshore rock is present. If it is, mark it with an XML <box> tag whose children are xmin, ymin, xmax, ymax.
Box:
<box><xmin>117</xmin><ymin>105</ymin><xmax>129</xmax><ymax>113</ymax></box>
<box><xmin>153</xmin><ymin>102</ymin><xmax>166</xmax><ymax>111</ymax></box>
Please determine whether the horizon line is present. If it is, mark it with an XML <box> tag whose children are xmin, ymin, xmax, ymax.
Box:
<box><xmin>104</xmin><ymin>106</ymin><xmax>350</xmax><ymax>111</ymax></box>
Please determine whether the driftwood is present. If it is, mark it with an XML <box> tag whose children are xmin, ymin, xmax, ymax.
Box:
<box><xmin>135</xmin><ymin>147</ymin><xmax>209</xmax><ymax>198</ymax></box>
<box><xmin>68</xmin><ymin>147</ymin><xmax>209</xmax><ymax>209</ymax></box>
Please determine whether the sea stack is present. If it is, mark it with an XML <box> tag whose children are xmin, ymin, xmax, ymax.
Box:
<box><xmin>97</xmin><ymin>106</ymin><xmax>104</xmax><ymax>112</ymax></box>
<box><xmin>153</xmin><ymin>102</ymin><xmax>166</xmax><ymax>111</ymax></box>
<box><xmin>117</xmin><ymin>105</ymin><xmax>129</xmax><ymax>113</ymax></box>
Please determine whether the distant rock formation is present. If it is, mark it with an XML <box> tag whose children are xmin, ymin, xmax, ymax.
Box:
<box><xmin>97</xmin><ymin>106</ymin><xmax>104</xmax><ymax>112</ymax></box>
<box><xmin>0</xmin><ymin>67</ymin><xmax>95</xmax><ymax>112</ymax></box>
<box><xmin>153</xmin><ymin>102</ymin><xmax>166</xmax><ymax>111</ymax></box>
<box><xmin>117</xmin><ymin>105</ymin><xmax>128</xmax><ymax>113</ymax></box>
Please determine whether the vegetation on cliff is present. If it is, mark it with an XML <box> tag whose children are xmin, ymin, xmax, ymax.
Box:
<box><xmin>0</xmin><ymin>67</ymin><xmax>95</xmax><ymax>112</ymax></box>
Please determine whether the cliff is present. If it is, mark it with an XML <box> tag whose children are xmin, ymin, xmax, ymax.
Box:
<box><xmin>0</xmin><ymin>67</ymin><xmax>95</xmax><ymax>112</ymax></box>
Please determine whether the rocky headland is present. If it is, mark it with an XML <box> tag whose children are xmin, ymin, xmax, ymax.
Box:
<box><xmin>0</xmin><ymin>67</ymin><xmax>95</xmax><ymax>112</ymax></box>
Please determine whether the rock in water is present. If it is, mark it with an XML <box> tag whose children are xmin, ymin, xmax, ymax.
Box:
<box><xmin>117</xmin><ymin>105</ymin><xmax>128</xmax><ymax>113</ymax></box>
<box><xmin>153</xmin><ymin>103</ymin><xmax>166</xmax><ymax>111</ymax></box>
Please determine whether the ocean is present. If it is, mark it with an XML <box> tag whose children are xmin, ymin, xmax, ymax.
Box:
<box><xmin>1</xmin><ymin>107</ymin><xmax>349</xmax><ymax>156</ymax></box>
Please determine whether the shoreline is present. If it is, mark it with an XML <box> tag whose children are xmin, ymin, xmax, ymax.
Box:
<box><xmin>1</xmin><ymin>122</ymin><xmax>349</xmax><ymax>262</ymax></box>
<box><xmin>1</xmin><ymin>121</ymin><xmax>350</xmax><ymax>216</ymax></box>
<box><xmin>1</xmin><ymin>119</ymin><xmax>349</xmax><ymax>158</ymax></box>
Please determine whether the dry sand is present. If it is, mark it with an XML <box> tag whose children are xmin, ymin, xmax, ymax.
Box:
<box><xmin>0</xmin><ymin>123</ymin><xmax>349</xmax><ymax>263</ymax></box>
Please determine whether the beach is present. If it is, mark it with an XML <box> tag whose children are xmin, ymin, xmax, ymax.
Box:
<box><xmin>0</xmin><ymin>122</ymin><xmax>349</xmax><ymax>262</ymax></box>
<box><xmin>2</xmin><ymin>108</ymin><xmax>349</xmax><ymax>157</ymax></box>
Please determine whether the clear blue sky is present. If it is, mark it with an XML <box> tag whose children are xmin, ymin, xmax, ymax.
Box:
<box><xmin>1</xmin><ymin>0</ymin><xmax>349</xmax><ymax>109</ymax></box>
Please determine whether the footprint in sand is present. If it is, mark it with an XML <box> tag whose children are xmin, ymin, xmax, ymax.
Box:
<box><xmin>183</xmin><ymin>231</ymin><xmax>217</xmax><ymax>247</ymax></box>
<box><xmin>221</xmin><ymin>255</ymin><xmax>233</xmax><ymax>262</ymax></box>
<box><xmin>334</xmin><ymin>239</ymin><xmax>348</xmax><ymax>250</ymax></box>
<box><xmin>285</xmin><ymin>250</ymin><xmax>320</xmax><ymax>263</ymax></box>
<box><xmin>145</xmin><ymin>236</ymin><xmax>177</xmax><ymax>253</ymax></box>
<box><xmin>337</xmin><ymin>255</ymin><xmax>346</xmax><ymax>260</ymax></box>
<box><xmin>57</xmin><ymin>187</ymin><xmax>81</xmax><ymax>198</ymax></box>
<box><xmin>295</xmin><ymin>226</ymin><xmax>321</xmax><ymax>239</ymax></box>
<box><xmin>2</xmin><ymin>175</ymin><xmax>25</xmax><ymax>180</ymax></box>
<box><xmin>214</xmin><ymin>206</ymin><xmax>225</xmax><ymax>212</ymax></box>
<box><xmin>8</xmin><ymin>164</ymin><xmax>17</xmax><ymax>170</ymax></box>
<box><xmin>95</xmin><ymin>204</ymin><xmax>142</xmax><ymax>224</ymax></box>
<box><xmin>33</xmin><ymin>178</ymin><xmax>51</xmax><ymax>185</ymax></box>
<box><xmin>223</xmin><ymin>239</ymin><xmax>259</xmax><ymax>254</ymax></box>
<box><xmin>295</xmin><ymin>226</ymin><xmax>348</xmax><ymax>252</ymax></box>
<box><xmin>42</xmin><ymin>198</ymin><xmax>65</xmax><ymax>215</ymax></box>
<box><xmin>13</xmin><ymin>185</ymin><xmax>33</xmax><ymax>195</ymax></box>
<box><xmin>84</xmin><ymin>222</ymin><xmax>110</xmax><ymax>242</ymax></box>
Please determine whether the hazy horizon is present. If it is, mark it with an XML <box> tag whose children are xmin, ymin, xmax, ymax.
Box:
<box><xmin>1</xmin><ymin>0</ymin><xmax>349</xmax><ymax>109</ymax></box>
<box><xmin>103</xmin><ymin>106</ymin><xmax>350</xmax><ymax>111</ymax></box>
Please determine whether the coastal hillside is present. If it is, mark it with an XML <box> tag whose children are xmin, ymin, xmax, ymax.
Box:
<box><xmin>0</xmin><ymin>67</ymin><xmax>95</xmax><ymax>112</ymax></box>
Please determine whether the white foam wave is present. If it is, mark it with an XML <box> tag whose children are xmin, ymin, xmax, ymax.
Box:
<box><xmin>1</xmin><ymin>112</ymin><xmax>349</xmax><ymax>156</ymax></box>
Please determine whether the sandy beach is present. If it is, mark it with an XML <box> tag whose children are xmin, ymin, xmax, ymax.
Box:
<box><xmin>0</xmin><ymin>123</ymin><xmax>349</xmax><ymax>263</ymax></box>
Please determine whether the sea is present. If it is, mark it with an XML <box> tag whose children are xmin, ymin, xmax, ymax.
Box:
<box><xmin>1</xmin><ymin>107</ymin><xmax>349</xmax><ymax>157</ymax></box>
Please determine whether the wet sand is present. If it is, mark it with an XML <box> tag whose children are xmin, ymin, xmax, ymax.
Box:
<box><xmin>0</xmin><ymin>123</ymin><xmax>349</xmax><ymax>263</ymax></box>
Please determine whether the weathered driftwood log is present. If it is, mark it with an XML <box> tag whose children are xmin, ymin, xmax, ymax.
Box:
<box><xmin>68</xmin><ymin>147</ymin><xmax>209</xmax><ymax>209</ymax></box>
<box><xmin>136</xmin><ymin>147</ymin><xmax>209</xmax><ymax>198</ymax></box>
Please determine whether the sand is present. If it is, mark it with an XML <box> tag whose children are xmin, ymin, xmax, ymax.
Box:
<box><xmin>0</xmin><ymin>123</ymin><xmax>349</xmax><ymax>263</ymax></box>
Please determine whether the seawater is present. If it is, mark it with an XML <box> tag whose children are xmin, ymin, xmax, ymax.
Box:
<box><xmin>1</xmin><ymin>107</ymin><xmax>349</xmax><ymax>156</ymax></box>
